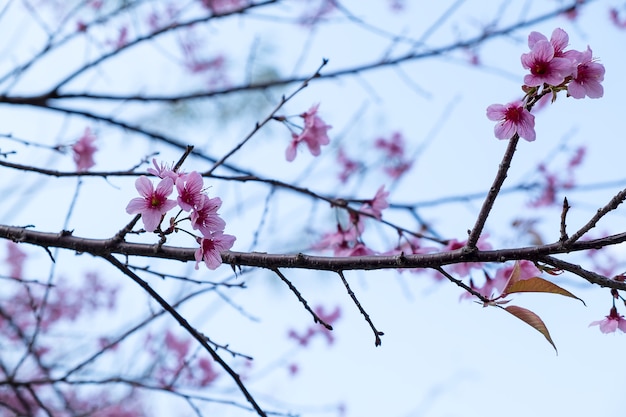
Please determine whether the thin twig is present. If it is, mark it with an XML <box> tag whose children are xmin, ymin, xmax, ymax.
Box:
<box><xmin>102</xmin><ymin>254</ymin><xmax>267</xmax><ymax>417</ymax></box>
<box><xmin>466</xmin><ymin>135</ymin><xmax>520</xmax><ymax>249</ymax></box>
<box><xmin>434</xmin><ymin>267</ymin><xmax>490</xmax><ymax>304</ymax></box>
<box><xmin>337</xmin><ymin>270</ymin><xmax>383</xmax><ymax>346</ymax></box>
<box><xmin>559</xmin><ymin>197</ymin><xmax>570</xmax><ymax>242</ymax></box>
<box><xmin>564</xmin><ymin>187</ymin><xmax>626</xmax><ymax>246</ymax></box>
<box><xmin>272</xmin><ymin>268</ymin><xmax>332</xmax><ymax>330</ymax></box>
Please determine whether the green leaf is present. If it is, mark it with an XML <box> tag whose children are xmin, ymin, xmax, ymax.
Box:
<box><xmin>504</xmin><ymin>277</ymin><xmax>585</xmax><ymax>306</ymax></box>
<box><xmin>503</xmin><ymin>305</ymin><xmax>557</xmax><ymax>353</ymax></box>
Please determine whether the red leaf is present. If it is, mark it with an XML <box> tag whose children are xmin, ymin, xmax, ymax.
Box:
<box><xmin>503</xmin><ymin>305</ymin><xmax>557</xmax><ymax>353</ymax></box>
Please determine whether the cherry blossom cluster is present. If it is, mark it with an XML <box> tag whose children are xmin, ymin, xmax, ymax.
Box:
<box><xmin>337</xmin><ymin>131</ymin><xmax>413</xmax><ymax>183</ymax></box>
<box><xmin>126</xmin><ymin>160</ymin><xmax>235</xmax><ymax>270</ymax></box>
<box><xmin>313</xmin><ymin>186</ymin><xmax>389</xmax><ymax>256</ymax></box>
<box><xmin>72</xmin><ymin>127</ymin><xmax>98</xmax><ymax>172</ymax></box>
<box><xmin>487</xmin><ymin>28</ymin><xmax>605</xmax><ymax>142</ymax></box>
<box><xmin>284</xmin><ymin>104</ymin><xmax>332</xmax><ymax>162</ymax></box>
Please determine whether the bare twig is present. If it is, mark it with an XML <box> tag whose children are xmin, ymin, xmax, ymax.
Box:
<box><xmin>337</xmin><ymin>270</ymin><xmax>383</xmax><ymax>346</ymax></box>
<box><xmin>465</xmin><ymin>135</ymin><xmax>520</xmax><ymax>250</ymax></box>
<box><xmin>560</xmin><ymin>197</ymin><xmax>570</xmax><ymax>242</ymax></box>
<box><xmin>272</xmin><ymin>268</ymin><xmax>332</xmax><ymax>330</ymax></box>
<box><xmin>564</xmin><ymin>187</ymin><xmax>626</xmax><ymax>246</ymax></box>
<box><xmin>102</xmin><ymin>254</ymin><xmax>267</xmax><ymax>417</ymax></box>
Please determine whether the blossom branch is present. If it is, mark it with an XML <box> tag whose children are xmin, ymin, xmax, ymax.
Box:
<box><xmin>23</xmin><ymin>1</ymin><xmax>584</xmax><ymax>104</ymax></box>
<box><xmin>206</xmin><ymin>59</ymin><xmax>328</xmax><ymax>175</ymax></box>
<box><xmin>3</xmin><ymin>224</ymin><xmax>626</xmax><ymax>290</ymax></box>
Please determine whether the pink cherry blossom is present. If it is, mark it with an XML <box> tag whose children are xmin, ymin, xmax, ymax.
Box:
<box><xmin>486</xmin><ymin>100</ymin><xmax>536</xmax><ymax>141</ymax></box>
<box><xmin>191</xmin><ymin>194</ymin><xmax>226</xmax><ymax>236</ymax></box>
<box><xmin>288</xmin><ymin>305</ymin><xmax>341</xmax><ymax>346</ymax></box>
<box><xmin>521</xmin><ymin>39</ymin><xmax>575</xmax><ymax>87</ymax></box>
<box><xmin>360</xmin><ymin>185</ymin><xmax>389</xmax><ymax>220</ymax></box>
<box><xmin>194</xmin><ymin>232</ymin><xmax>236</xmax><ymax>270</ymax></box>
<box><xmin>443</xmin><ymin>237</ymin><xmax>492</xmax><ymax>278</ymax></box>
<box><xmin>589</xmin><ymin>307</ymin><xmax>626</xmax><ymax>333</ymax></box>
<box><xmin>568</xmin><ymin>47</ymin><xmax>605</xmax><ymax>99</ymax></box>
<box><xmin>199</xmin><ymin>0</ymin><xmax>246</xmax><ymax>14</ymax></box>
<box><xmin>528</xmin><ymin>28</ymin><xmax>578</xmax><ymax>61</ymax></box>
<box><xmin>337</xmin><ymin>148</ymin><xmax>360</xmax><ymax>183</ymax></box>
<box><xmin>609</xmin><ymin>8</ymin><xmax>626</xmax><ymax>29</ymax></box>
<box><xmin>164</xmin><ymin>330</ymin><xmax>190</xmax><ymax>359</ymax></box>
<box><xmin>126</xmin><ymin>176</ymin><xmax>178</xmax><ymax>232</ymax></box>
<box><xmin>176</xmin><ymin>171</ymin><xmax>205</xmax><ymax>211</ymax></box>
<box><xmin>374</xmin><ymin>132</ymin><xmax>405</xmax><ymax>158</ymax></box>
<box><xmin>6</xmin><ymin>241</ymin><xmax>27</xmax><ymax>279</ymax></box>
<box><xmin>147</xmin><ymin>158</ymin><xmax>179</xmax><ymax>181</ymax></box>
<box><xmin>72</xmin><ymin>127</ymin><xmax>97</xmax><ymax>171</ymax></box>
<box><xmin>285</xmin><ymin>104</ymin><xmax>331</xmax><ymax>162</ymax></box>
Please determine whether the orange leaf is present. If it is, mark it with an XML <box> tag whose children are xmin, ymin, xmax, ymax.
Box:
<box><xmin>504</xmin><ymin>277</ymin><xmax>585</xmax><ymax>305</ymax></box>
<box><xmin>503</xmin><ymin>305</ymin><xmax>557</xmax><ymax>353</ymax></box>
<box><xmin>500</xmin><ymin>260</ymin><xmax>522</xmax><ymax>295</ymax></box>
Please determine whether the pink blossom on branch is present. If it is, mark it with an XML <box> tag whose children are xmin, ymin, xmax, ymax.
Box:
<box><xmin>589</xmin><ymin>307</ymin><xmax>626</xmax><ymax>333</ymax></box>
<box><xmin>521</xmin><ymin>39</ymin><xmax>575</xmax><ymax>87</ymax></box>
<box><xmin>190</xmin><ymin>194</ymin><xmax>226</xmax><ymax>237</ymax></box>
<box><xmin>374</xmin><ymin>132</ymin><xmax>413</xmax><ymax>179</ymax></box>
<box><xmin>486</xmin><ymin>100</ymin><xmax>536</xmax><ymax>142</ymax></box>
<box><xmin>568</xmin><ymin>46</ymin><xmax>605</xmax><ymax>99</ymax></box>
<box><xmin>72</xmin><ymin>127</ymin><xmax>97</xmax><ymax>171</ymax></box>
<box><xmin>126</xmin><ymin>176</ymin><xmax>178</xmax><ymax>232</ymax></box>
<box><xmin>176</xmin><ymin>171</ymin><xmax>205</xmax><ymax>212</ymax></box>
<box><xmin>194</xmin><ymin>232</ymin><xmax>236</xmax><ymax>270</ymax></box>
<box><xmin>147</xmin><ymin>158</ymin><xmax>179</xmax><ymax>181</ymax></box>
<box><xmin>285</xmin><ymin>104</ymin><xmax>332</xmax><ymax>162</ymax></box>
<box><xmin>360</xmin><ymin>185</ymin><xmax>389</xmax><ymax>220</ymax></box>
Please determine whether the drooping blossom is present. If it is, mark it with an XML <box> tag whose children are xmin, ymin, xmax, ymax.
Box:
<box><xmin>285</xmin><ymin>104</ymin><xmax>331</xmax><ymax>162</ymax></box>
<box><xmin>176</xmin><ymin>171</ymin><xmax>205</xmax><ymax>211</ymax></box>
<box><xmin>568</xmin><ymin>46</ymin><xmax>605</xmax><ymax>99</ymax></box>
<box><xmin>126</xmin><ymin>176</ymin><xmax>178</xmax><ymax>232</ymax></box>
<box><xmin>194</xmin><ymin>232</ymin><xmax>236</xmax><ymax>270</ymax></box>
<box><xmin>486</xmin><ymin>100</ymin><xmax>536</xmax><ymax>141</ymax></box>
<box><xmin>72</xmin><ymin>127</ymin><xmax>97</xmax><ymax>171</ymax></box>
<box><xmin>190</xmin><ymin>194</ymin><xmax>226</xmax><ymax>236</ymax></box>
<box><xmin>521</xmin><ymin>38</ymin><xmax>575</xmax><ymax>87</ymax></box>
<box><xmin>360</xmin><ymin>185</ymin><xmax>389</xmax><ymax>220</ymax></box>
<box><xmin>589</xmin><ymin>307</ymin><xmax>626</xmax><ymax>333</ymax></box>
